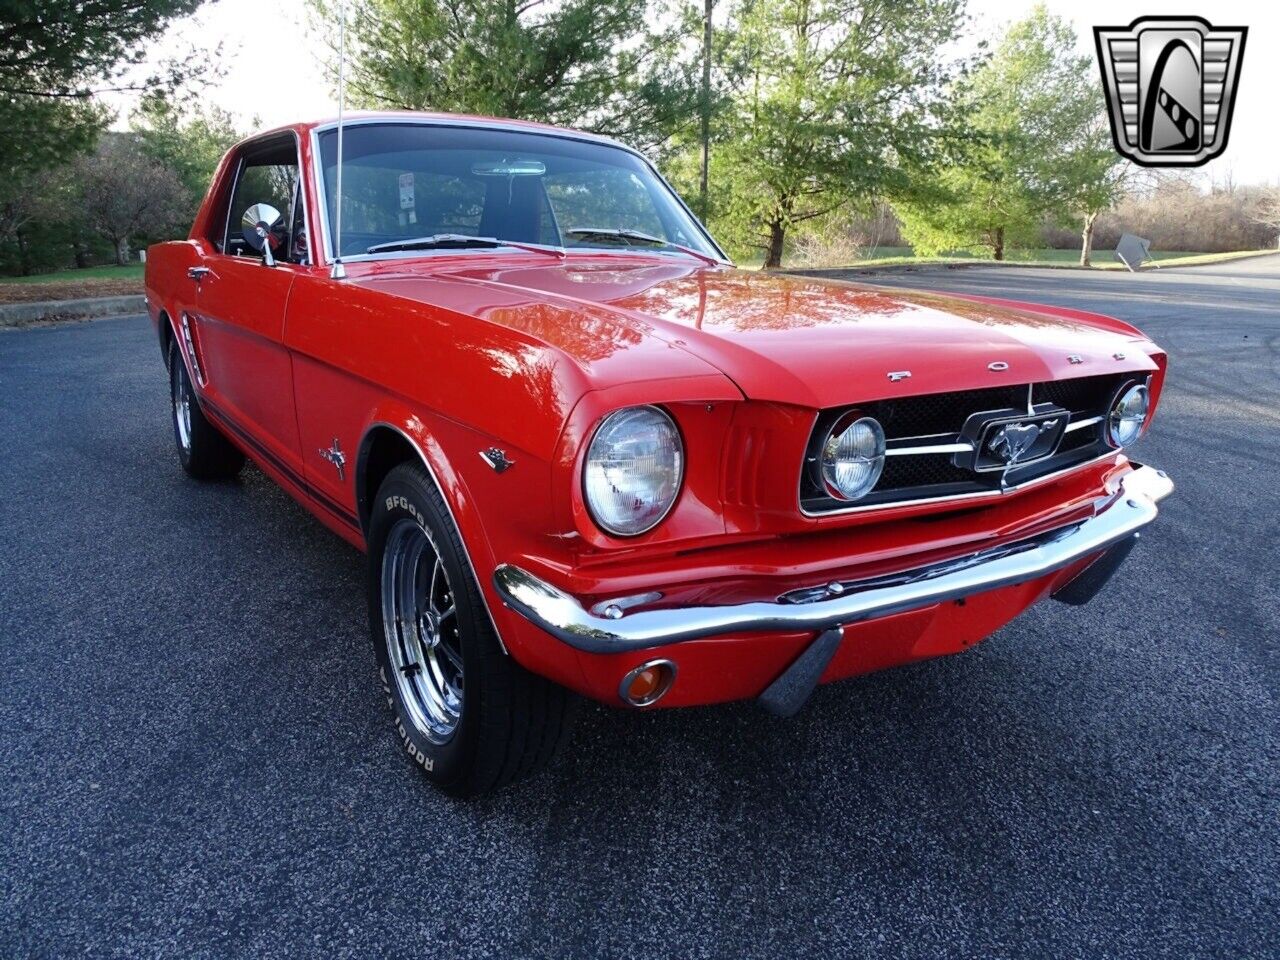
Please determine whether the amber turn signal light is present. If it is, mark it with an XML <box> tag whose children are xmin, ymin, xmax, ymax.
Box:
<box><xmin>619</xmin><ymin>659</ymin><xmax>676</xmax><ymax>707</ymax></box>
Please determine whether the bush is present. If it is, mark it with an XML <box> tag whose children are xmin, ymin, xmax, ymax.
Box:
<box><xmin>1042</xmin><ymin>179</ymin><xmax>1276</xmax><ymax>253</ymax></box>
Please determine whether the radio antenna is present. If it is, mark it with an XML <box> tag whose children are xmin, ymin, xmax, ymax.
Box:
<box><xmin>330</xmin><ymin>0</ymin><xmax>348</xmax><ymax>279</ymax></box>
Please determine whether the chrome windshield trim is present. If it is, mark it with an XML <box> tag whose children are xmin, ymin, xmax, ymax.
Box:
<box><xmin>494</xmin><ymin>464</ymin><xmax>1172</xmax><ymax>653</ymax></box>
<box><xmin>308</xmin><ymin>117</ymin><xmax>730</xmax><ymax>267</ymax></box>
<box><xmin>328</xmin><ymin>246</ymin><xmax>724</xmax><ymax>268</ymax></box>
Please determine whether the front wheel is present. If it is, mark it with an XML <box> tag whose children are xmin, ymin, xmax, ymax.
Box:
<box><xmin>367</xmin><ymin>461</ymin><xmax>575</xmax><ymax>796</ymax></box>
<box><xmin>168</xmin><ymin>340</ymin><xmax>244</xmax><ymax>479</ymax></box>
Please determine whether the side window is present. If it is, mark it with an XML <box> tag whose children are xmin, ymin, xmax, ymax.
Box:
<box><xmin>223</xmin><ymin>140</ymin><xmax>305</xmax><ymax>263</ymax></box>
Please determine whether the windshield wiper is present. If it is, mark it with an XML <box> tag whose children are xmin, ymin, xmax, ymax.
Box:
<box><xmin>564</xmin><ymin>227</ymin><xmax>722</xmax><ymax>265</ymax></box>
<box><xmin>366</xmin><ymin>234</ymin><xmax>564</xmax><ymax>258</ymax></box>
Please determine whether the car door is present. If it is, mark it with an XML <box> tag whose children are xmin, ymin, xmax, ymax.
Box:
<box><xmin>192</xmin><ymin>134</ymin><xmax>309</xmax><ymax>479</ymax></box>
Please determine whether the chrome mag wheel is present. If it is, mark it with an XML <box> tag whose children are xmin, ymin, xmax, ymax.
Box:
<box><xmin>172</xmin><ymin>362</ymin><xmax>192</xmax><ymax>453</ymax></box>
<box><xmin>381</xmin><ymin>518</ymin><xmax>464</xmax><ymax>743</ymax></box>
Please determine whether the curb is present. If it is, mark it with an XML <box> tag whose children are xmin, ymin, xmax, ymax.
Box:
<box><xmin>0</xmin><ymin>295</ymin><xmax>145</xmax><ymax>328</ymax></box>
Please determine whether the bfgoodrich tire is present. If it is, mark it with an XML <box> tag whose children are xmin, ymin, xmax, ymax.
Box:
<box><xmin>367</xmin><ymin>461</ymin><xmax>575</xmax><ymax>796</ymax></box>
<box><xmin>168</xmin><ymin>340</ymin><xmax>244</xmax><ymax>480</ymax></box>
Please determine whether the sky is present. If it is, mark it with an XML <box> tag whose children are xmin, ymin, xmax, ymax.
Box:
<box><xmin>109</xmin><ymin>0</ymin><xmax>1278</xmax><ymax>186</ymax></box>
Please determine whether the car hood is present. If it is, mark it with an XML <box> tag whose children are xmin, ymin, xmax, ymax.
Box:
<box><xmin>356</xmin><ymin>258</ymin><xmax>1158</xmax><ymax>408</ymax></box>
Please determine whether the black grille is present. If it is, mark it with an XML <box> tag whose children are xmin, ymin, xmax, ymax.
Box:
<box><xmin>800</xmin><ymin>373</ymin><xmax>1133</xmax><ymax>514</ymax></box>
<box><xmin>872</xmin><ymin>385</ymin><xmax>1025</xmax><ymax>438</ymax></box>
<box><xmin>879</xmin><ymin>454</ymin><xmax>974</xmax><ymax>490</ymax></box>
<box><xmin>1058</xmin><ymin>424</ymin><xmax>1099</xmax><ymax>453</ymax></box>
<box><xmin>1033</xmin><ymin>373</ymin><xmax>1122</xmax><ymax>413</ymax></box>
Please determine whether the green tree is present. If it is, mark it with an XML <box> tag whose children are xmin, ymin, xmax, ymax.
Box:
<box><xmin>711</xmin><ymin>0</ymin><xmax>967</xmax><ymax>267</ymax></box>
<box><xmin>0</xmin><ymin>1</ymin><xmax>206</xmax><ymax>170</ymax></box>
<box><xmin>0</xmin><ymin>1</ymin><xmax>203</xmax><ymax>98</ymax></box>
<box><xmin>75</xmin><ymin>134</ymin><xmax>189</xmax><ymax>265</ymax></box>
<box><xmin>133</xmin><ymin>93</ymin><xmax>244</xmax><ymax>226</ymax></box>
<box><xmin>0</xmin><ymin>1</ymin><xmax>210</xmax><ymax>271</ymax></box>
<box><xmin>896</xmin><ymin>5</ymin><xmax>1114</xmax><ymax>262</ymax></box>
<box><xmin>312</xmin><ymin>0</ymin><xmax>698</xmax><ymax>155</ymax></box>
<box><xmin>1064</xmin><ymin>139</ymin><xmax>1130</xmax><ymax>267</ymax></box>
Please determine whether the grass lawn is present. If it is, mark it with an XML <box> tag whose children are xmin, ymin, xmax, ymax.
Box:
<box><xmin>776</xmin><ymin>247</ymin><xmax>1275</xmax><ymax>271</ymax></box>
<box><xmin>0</xmin><ymin>263</ymin><xmax>145</xmax><ymax>285</ymax></box>
<box><xmin>0</xmin><ymin>263</ymin><xmax>145</xmax><ymax>305</ymax></box>
<box><xmin>850</xmin><ymin>246</ymin><xmax>1220</xmax><ymax>263</ymax></box>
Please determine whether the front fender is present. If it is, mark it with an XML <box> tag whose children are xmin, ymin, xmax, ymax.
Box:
<box><xmin>355</xmin><ymin>399</ymin><xmax>594</xmax><ymax>692</ymax></box>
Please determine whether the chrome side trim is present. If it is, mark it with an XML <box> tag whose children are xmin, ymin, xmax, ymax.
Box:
<box><xmin>494</xmin><ymin>464</ymin><xmax>1172</xmax><ymax>654</ymax></box>
<box><xmin>357</xmin><ymin>421</ymin><xmax>510</xmax><ymax>655</ymax></box>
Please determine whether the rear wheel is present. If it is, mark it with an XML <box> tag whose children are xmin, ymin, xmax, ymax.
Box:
<box><xmin>168</xmin><ymin>339</ymin><xmax>244</xmax><ymax>479</ymax></box>
<box><xmin>367</xmin><ymin>461</ymin><xmax>575</xmax><ymax>796</ymax></box>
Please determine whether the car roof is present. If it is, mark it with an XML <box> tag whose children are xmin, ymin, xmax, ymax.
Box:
<box><xmin>243</xmin><ymin>110</ymin><xmax>631</xmax><ymax>152</ymax></box>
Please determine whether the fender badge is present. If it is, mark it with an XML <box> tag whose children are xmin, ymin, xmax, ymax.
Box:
<box><xmin>887</xmin><ymin>370</ymin><xmax>912</xmax><ymax>382</ymax></box>
<box><xmin>988</xmin><ymin>361</ymin><xmax>1009</xmax><ymax>372</ymax></box>
<box><xmin>1068</xmin><ymin>354</ymin><xmax>1084</xmax><ymax>364</ymax></box>
<box><xmin>480</xmin><ymin>448</ymin><xmax>514</xmax><ymax>473</ymax></box>
<box><xmin>319</xmin><ymin>438</ymin><xmax>346</xmax><ymax>481</ymax></box>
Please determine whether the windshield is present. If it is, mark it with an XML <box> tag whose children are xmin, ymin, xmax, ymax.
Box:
<box><xmin>316</xmin><ymin>123</ymin><xmax>721</xmax><ymax>261</ymax></box>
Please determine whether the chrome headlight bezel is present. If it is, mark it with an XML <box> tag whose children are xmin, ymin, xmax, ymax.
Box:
<box><xmin>583</xmin><ymin>405</ymin><xmax>685</xmax><ymax>537</ymax></box>
<box><xmin>1106</xmin><ymin>381</ymin><xmax>1151</xmax><ymax>448</ymax></box>
<box><xmin>818</xmin><ymin>414</ymin><xmax>886</xmax><ymax>501</ymax></box>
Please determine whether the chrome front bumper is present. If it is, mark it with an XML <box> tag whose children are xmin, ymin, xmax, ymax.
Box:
<box><xmin>493</xmin><ymin>464</ymin><xmax>1174</xmax><ymax>654</ymax></box>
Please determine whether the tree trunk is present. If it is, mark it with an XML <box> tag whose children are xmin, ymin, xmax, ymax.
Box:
<box><xmin>74</xmin><ymin>242</ymin><xmax>90</xmax><ymax>269</ymax></box>
<box><xmin>698</xmin><ymin>0</ymin><xmax>713</xmax><ymax>220</ymax></box>
<box><xmin>764</xmin><ymin>220</ymin><xmax>786</xmax><ymax>268</ymax></box>
<box><xmin>15</xmin><ymin>226</ymin><xmax>31</xmax><ymax>276</ymax></box>
<box><xmin>114</xmin><ymin>237</ymin><xmax>130</xmax><ymax>266</ymax></box>
<box><xmin>1080</xmin><ymin>211</ymin><xmax>1098</xmax><ymax>267</ymax></box>
<box><xmin>993</xmin><ymin>226</ymin><xmax>1005</xmax><ymax>262</ymax></box>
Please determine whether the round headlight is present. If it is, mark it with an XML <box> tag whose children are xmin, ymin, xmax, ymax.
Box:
<box><xmin>820</xmin><ymin>415</ymin><xmax>885</xmax><ymax>501</ymax></box>
<box><xmin>1107</xmin><ymin>383</ymin><xmax>1150</xmax><ymax>447</ymax></box>
<box><xmin>584</xmin><ymin>406</ymin><xmax>684</xmax><ymax>536</ymax></box>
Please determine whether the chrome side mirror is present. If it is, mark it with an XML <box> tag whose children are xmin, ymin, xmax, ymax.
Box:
<box><xmin>241</xmin><ymin>203</ymin><xmax>283</xmax><ymax>267</ymax></box>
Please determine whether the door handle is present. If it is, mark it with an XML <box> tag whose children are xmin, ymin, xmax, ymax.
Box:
<box><xmin>188</xmin><ymin>266</ymin><xmax>214</xmax><ymax>282</ymax></box>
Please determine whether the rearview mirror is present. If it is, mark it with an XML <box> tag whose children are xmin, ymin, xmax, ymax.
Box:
<box><xmin>471</xmin><ymin>159</ymin><xmax>547</xmax><ymax>177</ymax></box>
<box><xmin>241</xmin><ymin>203</ymin><xmax>283</xmax><ymax>267</ymax></box>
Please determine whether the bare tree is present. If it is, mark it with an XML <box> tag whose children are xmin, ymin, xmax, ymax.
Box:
<box><xmin>75</xmin><ymin>133</ymin><xmax>187</xmax><ymax>265</ymax></box>
<box><xmin>1251</xmin><ymin>187</ymin><xmax>1280</xmax><ymax>249</ymax></box>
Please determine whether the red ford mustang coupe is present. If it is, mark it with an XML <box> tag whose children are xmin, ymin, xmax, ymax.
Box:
<box><xmin>146</xmin><ymin>112</ymin><xmax>1173</xmax><ymax>795</ymax></box>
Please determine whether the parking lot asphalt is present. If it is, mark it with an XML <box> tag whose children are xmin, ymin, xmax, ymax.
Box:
<box><xmin>2</xmin><ymin>256</ymin><xmax>1277</xmax><ymax>958</ymax></box>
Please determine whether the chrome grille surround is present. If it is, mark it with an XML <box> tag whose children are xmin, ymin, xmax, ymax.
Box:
<box><xmin>800</xmin><ymin>373</ymin><xmax>1140</xmax><ymax>515</ymax></box>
